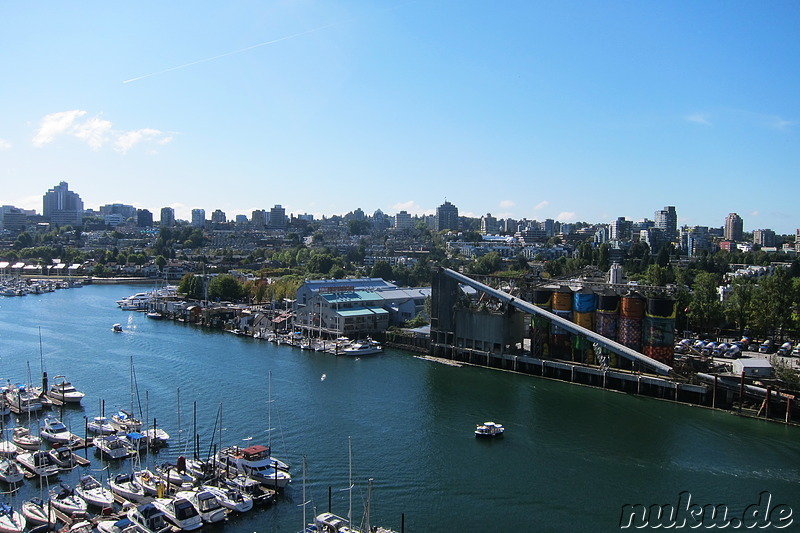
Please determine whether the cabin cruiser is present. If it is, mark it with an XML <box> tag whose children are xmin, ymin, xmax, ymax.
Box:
<box><xmin>200</xmin><ymin>483</ymin><xmax>254</xmax><ymax>513</ymax></box>
<box><xmin>40</xmin><ymin>416</ymin><xmax>79</xmax><ymax>445</ymax></box>
<box><xmin>4</xmin><ymin>384</ymin><xmax>42</xmax><ymax>414</ymax></box>
<box><xmin>94</xmin><ymin>434</ymin><xmax>134</xmax><ymax>460</ymax></box>
<box><xmin>76</xmin><ymin>475</ymin><xmax>115</xmax><ymax>508</ymax></box>
<box><xmin>96</xmin><ymin>517</ymin><xmax>136</xmax><ymax>533</ymax></box>
<box><xmin>16</xmin><ymin>450</ymin><xmax>60</xmax><ymax>478</ymax></box>
<box><xmin>127</xmin><ymin>502</ymin><xmax>172</xmax><ymax>533</ymax></box>
<box><xmin>153</xmin><ymin>496</ymin><xmax>203</xmax><ymax>531</ymax></box>
<box><xmin>87</xmin><ymin>416</ymin><xmax>115</xmax><ymax>435</ymax></box>
<box><xmin>213</xmin><ymin>444</ymin><xmax>291</xmax><ymax>489</ymax></box>
<box><xmin>175</xmin><ymin>489</ymin><xmax>227</xmax><ymax>524</ymax></box>
<box><xmin>46</xmin><ymin>378</ymin><xmax>85</xmax><ymax>404</ymax></box>
<box><xmin>475</xmin><ymin>421</ymin><xmax>505</xmax><ymax>438</ymax></box>
<box><xmin>117</xmin><ymin>292</ymin><xmax>152</xmax><ymax>311</ymax></box>
<box><xmin>109</xmin><ymin>472</ymin><xmax>146</xmax><ymax>503</ymax></box>
<box><xmin>143</xmin><ymin>428</ymin><xmax>170</xmax><ymax>447</ymax></box>
<box><xmin>48</xmin><ymin>446</ymin><xmax>79</xmax><ymax>468</ymax></box>
<box><xmin>340</xmin><ymin>338</ymin><xmax>383</xmax><ymax>356</ymax></box>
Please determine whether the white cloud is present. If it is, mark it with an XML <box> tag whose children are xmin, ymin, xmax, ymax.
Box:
<box><xmin>32</xmin><ymin>110</ymin><xmax>171</xmax><ymax>153</ymax></box>
<box><xmin>750</xmin><ymin>210</ymin><xmax>759</xmax><ymax>217</ymax></box>
<box><xmin>0</xmin><ymin>138</ymin><xmax>11</xmax><ymax>150</ymax></box>
<box><xmin>391</xmin><ymin>200</ymin><xmax>432</xmax><ymax>215</ymax></box>
<box><xmin>499</xmin><ymin>200</ymin><xmax>515</xmax><ymax>209</ymax></box>
<box><xmin>684</xmin><ymin>113</ymin><xmax>712</xmax><ymax>126</ymax></box>
<box><xmin>534</xmin><ymin>201</ymin><xmax>549</xmax><ymax>210</ymax></box>
<box><xmin>557</xmin><ymin>211</ymin><xmax>577</xmax><ymax>222</ymax></box>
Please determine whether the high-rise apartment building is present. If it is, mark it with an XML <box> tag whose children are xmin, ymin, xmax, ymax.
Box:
<box><xmin>251</xmin><ymin>209</ymin><xmax>266</xmax><ymax>227</ymax></box>
<box><xmin>191</xmin><ymin>209</ymin><xmax>206</xmax><ymax>228</ymax></box>
<box><xmin>42</xmin><ymin>181</ymin><xmax>83</xmax><ymax>226</ymax></box>
<box><xmin>480</xmin><ymin>213</ymin><xmax>498</xmax><ymax>234</ymax></box>
<box><xmin>137</xmin><ymin>209</ymin><xmax>153</xmax><ymax>228</ymax></box>
<box><xmin>724</xmin><ymin>213</ymin><xmax>743</xmax><ymax>241</ymax></box>
<box><xmin>753</xmin><ymin>229</ymin><xmax>776</xmax><ymax>247</ymax></box>
<box><xmin>434</xmin><ymin>201</ymin><xmax>459</xmax><ymax>232</ymax></box>
<box><xmin>211</xmin><ymin>209</ymin><xmax>227</xmax><ymax>224</ymax></box>
<box><xmin>160</xmin><ymin>207</ymin><xmax>175</xmax><ymax>227</ymax></box>
<box><xmin>269</xmin><ymin>205</ymin><xmax>286</xmax><ymax>228</ymax></box>
<box><xmin>655</xmin><ymin>206</ymin><xmax>677</xmax><ymax>241</ymax></box>
<box><xmin>394</xmin><ymin>210</ymin><xmax>412</xmax><ymax>231</ymax></box>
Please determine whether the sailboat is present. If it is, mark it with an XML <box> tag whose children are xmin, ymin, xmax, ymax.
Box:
<box><xmin>112</xmin><ymin>356</ymin><xmax>142</xmax><ymax>432</ymax></box>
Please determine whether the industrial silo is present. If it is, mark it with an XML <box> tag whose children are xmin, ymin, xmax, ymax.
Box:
<box><xmin>643</xmin><ymin>296</ymin><xmax>676</xmax><ymax>366</ymax></box>
<box><xmin>618</xmin><ymin>291</ymin><xmax>644</xmax><ymax>352</ymax></box>
<box><xmin>595</xmin><ymin>291</ymin><xmax>620</xmax><ymax>341</ymax></box>
<box><xmin>572</xmin><ymin>288</ymin><xmax>597</xmax><ymax>363</ymax></box>
<box><xmin>549</xmin><ymin>287</ymin><xmax>573</xmax><ymax>357</ymax></box>
<box><xmin>531</xmin><ymin>288</ymin><xmax>552</xmax><ymax>357</ymax></box>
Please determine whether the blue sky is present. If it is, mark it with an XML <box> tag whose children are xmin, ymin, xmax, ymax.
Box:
<box><xmin>2</xmin><ymin>1</ymin><xmax>799</xmax><ymax>233</ymax></box>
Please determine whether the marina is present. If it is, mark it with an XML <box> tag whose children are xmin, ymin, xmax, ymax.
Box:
<box><xmin>0</xmin><ymin>283</ymin><xmax>799</xmax><ymax>531</ymax></box>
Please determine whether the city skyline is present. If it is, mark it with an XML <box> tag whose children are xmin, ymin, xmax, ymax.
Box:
<box><xmin>1</xmin><ymin>2</ymin><xmax>799</xmax><ymax>233</ymax></box>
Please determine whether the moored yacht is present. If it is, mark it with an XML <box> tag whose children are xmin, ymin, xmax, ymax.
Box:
<box><xmin>11</xmin><ymin>427</ymin><xmax>41</xmax><ymax>451</ymax></box>
<box><xmin>94</xmin><ymin>434</ymin><xmax>134</xmax><ymax>460</ymax></box>
<box><xmin>75</xmin><ymin>474</ymin><xmax>115</xmax><ymax>508</ymax></box>
<box><xmin>474</xmin><ymin>421</ymin><xmax>505</xmax><ymax>438</ymax></box>
<box><xmin>126</xmin><ymin>502</ymin><xmax>172</xmax><ymax>533</ymax></box>
<box><xmin>176</xmin><ymin>489</ymin><xmax>227</xmax><ymax>524</ymax></box>
<box><xmin>16</xmin><ymin>450</ymin><xmax>59</xmax><ymax>478</ymax></box>
<box><xmin>0</xmin><ymin>457</ymin><xmax>24</xmax><ymax>484</ymax></box>
<box><xmin>153</xmin><ymin>496</ymin><xmax>202</xmax><ymax>531</ymax></box>
<box><xmin>49</xmin><ymin>483</ymin><xmax>88</xmax><ymax>515</ymax></box>
<box><xmin>40</xmin><ymin>416</ymin><xmax>79</xmax><ymax>445</ymax></box>
<box><xmin>340</xmin><ymin>337</ymin><xmax>383</xmax><ymax>356</ymax></box>
<box><xmin>0</xmin><ymin>502</ymin><xmax>25</xmax><ymax>533</ymax></box>
<box><xmin>46</xmin><ymin>378</ymin><xmax>85</xmax><ymax>404</ymax></box>
<box><xmin>87</xmin><ymin>416</ymin><xmax>115</xmax><ymax>435</ymax></box>
<box><xmin>21</xmin><ymin>497</ymin><xmax>57</xmax><ymax>528</ymax></box>
<box><xmin>214</xmin><ymin>444</ymin><xmax>291</xmax><ymax>489</ymax></box>
<box><xmin>108</xmin><ymin>472</ymin><xmax>146</xmax><ymax>503</ymax></box>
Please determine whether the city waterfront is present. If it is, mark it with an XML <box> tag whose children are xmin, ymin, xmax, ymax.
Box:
<box><xmin>1</xmin><ymin>284</ymin><xmax>799</xmax><ymax>531</ymax></box>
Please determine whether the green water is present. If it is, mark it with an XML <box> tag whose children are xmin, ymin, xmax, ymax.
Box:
<box><xmin>0</xmin><ymin>284</ymin><xmax>798</xmax><ymax>531</ymax></box>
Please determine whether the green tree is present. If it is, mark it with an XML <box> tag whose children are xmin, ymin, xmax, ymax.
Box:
<box><xmin>688</xmin><ymin>272</ymin><xmax>723</xmax><ymax>334</ymax></box>
<box><xmin>178</xmin><ymin>274</ymin><xmax>205</xmax><ymax>300</ymax></box>
<box><xmin>724</xmin><ymin>278</ymin><xmax>755</xmax><ymax>336</ymax></box>
<box><xmin>370</xmin><ymin>261</ymin><xmax>393</xmax><ymax>280</ymax></box>
<box><xmin>470</xmin><ymin>252</ymin><xmax>502</xmax><ymax>276</ymax></box>
<box><xmin>208</xmin><ymin>274</ymin><xmax>245</xmax><ymax>301</ymax></box>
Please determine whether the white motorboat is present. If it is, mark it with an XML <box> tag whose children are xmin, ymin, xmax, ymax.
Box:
<box><xmin>94</xmin><ymin>434</ymin><xmax>134</xmax><ymax>460</ymax></box>
<box><xmin>11</xmin><ymin>427</ymin><xmax>41</xmax><ymax>451</ymax></box>
<box><xmin>126</xmin><ymin>502</ymin><xmax>172</xmax><ymax>533</ymax></box>
<box><xmin>4</xmin><ymin>385</ymin><xmax>42</xmax><ymax>414</ymax></box>
<box><xmin>474</xmin><ymin>421</ymin><xmax>505</xmax><ymax>438</ymax></box>
<box><xmin>200</xmin><ymin>484</ymin><xmax>253</xmax><ymax>514</ymax></box>
<box><xmin>49</xmin><ymin>484</ymin><xmax>88</xmax><ymax>515</ymax></box>
<box><xmin>108</xmin><ymin>472</ymin><xmax>146</xmax><ymax>503</ymax></box>
<box><xmin>223</xmin><ymin>474</ymin><xmax>276</xmax><ymax>504</ymax></box>
<box><xmin>40</xmin><ymin>416</ymin><xmax>79</xmax><ymax>445</ymax></box>
<box><xmin>46</xmin><ymin>377</ymin><xmax>85</xmax><ymax>404</ymax></box>
<box><xmin>340</xmin><ymin>337</ymin><xmax>383</xmax><ymax>356</ymax></box>
<box><xmin>0</xmin><ymin>457</ymin><xmax>23</xmax><ymax>484</ymax></box>
<box><xmin>154</xmin><ymin>462</ymin><xmax>196</xmax><ymax>489</ymax></box>
<box><xmin>0</xmin><ymin>502</ymin><xmax>25</xmax><ymax>533</ymax></box>
<box><xmin>117</xmin><ymin>292</ymin><xmax>152</xmax><ymax>311</ymax></box>
<box><xmin>76</xmin><ymin>474</ymin><xmax>115</xmax><ymax>508</ymax></box>
<box><xmin>21</xmin><ymin>497</ymin><xmax>57</xmax><ymax>527</ymax></box>
<box><xmin>112</xmin><ymin>323</ymin><xmax>124</xmax><ymax>333</ymax></box>
<box><xmin>153</xmin><ymin>497</ymin><xmax>203</xmax><ymax>531</ymax></box>
<box><xmin>143</xmin><ymin>428</ymin><xmax>170</xmax><ymax>447</ymax></box>
<box><xmin>176</xmin><ymin>489</ymin><xmax>226</xmax><ymax>524</ymax></box>
<box><xmin>16</xmin><ymin>450</ymin><xmax>60</xmax><ymax>478</ymax></box>
<box><xmin>112</xmin><ymin>410</ymin><xmax>143</xmax><ymax>433</ymax></box>
<box><xmin>124</xmin><ymin>432</ymin><xmax>148</xmax><ymax>454</ymax></box>
<box><xmin>48</xmin><ymin>446</ymin><xmax>79</xmax><ymax>469</ymax></box>
<box><xmin>213</xmin><ymin>444</ymin><xmax>291</xmax><ymax>489</ymax></box>
<box><xmin>87</xmin><ymin>416</ymin><xmax>115</xmax><ymax>435</ymax></box>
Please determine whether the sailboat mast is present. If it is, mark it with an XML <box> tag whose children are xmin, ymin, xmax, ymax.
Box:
<box><xmin>348</xmin><ymin>435</ymin><xmax>353</xmax><ymax>529</ymax></box>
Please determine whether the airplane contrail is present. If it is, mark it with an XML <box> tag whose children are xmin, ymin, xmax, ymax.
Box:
<box><xmin>122</xmin><ymin>20</ymin><xmax>344</xmax><ymax>84</ymax></box>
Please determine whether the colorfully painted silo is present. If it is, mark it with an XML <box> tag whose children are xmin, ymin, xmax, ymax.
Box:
<box><xmin>595</xmin><ymin>291</ymin><xmax>620</xmax><ymax>341</ymax></box>
<box><xmin>550</xmin><ymin>287</ymin><xmax>573</xmax><ymax>357</ymax></box>
<box><xmin>618</xmin><ymin>291</ymin><xmax>644</xmax><ymax>352</ymax></box>
<box><xmin>531</xmin><ymin>288</ymin><xmax>552</xmax><ymax>356</ymax></box>
<box><xmin>571</xmin><ymin>289</ymin><xmax>596</xmax><ymax>362</ymax></box>
<box><xmin>643</xmin><ymin>296</ymin><xmax>676</xmax><ymax>366</ymax></box>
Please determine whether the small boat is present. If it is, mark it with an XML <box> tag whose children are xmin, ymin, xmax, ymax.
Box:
<box><xmin>109</xmin><ymin>472</ymin><xmax>147</xmax><ymax>503</ymax></box>
<box><xmin>11</xmin><ymin>427</ymin><xmax>41</xmax><ymax>451</ymax></box>
<box><xmin>94</xmin><ymin>434</ymin><xmax>134</xmax><ymax>460</ymax></box>
<box><xmin>87</xmin><ymin>416</ymin><xmax>115</xmax><ymax>435</ymax></box>
<box><xmin>21</xmin><ymin>497</ymin><xmax>57</xmax><ymax>527</ymax></box>
<box><xmin>474</xmin><ymin>421</ymin><xmax>505</xmax><ymax>438</ymax></box>
<box><xmin>112</xmin><ymin>324</ymin><xmax>123</xmax><ymax>333</ymax></box>
<box><xmin>143</xmin><ymin>428</ymin><xmax>170</xmax><ymax>447</ymax></box>
<box><xmin>39</xmin><ymin>416</ymin><xmax>79</xmax><ymax>445</ymax></box>
<box><xmin>49</xmin><ymin>484</ymin><xmax>88</xmax><ymax>515</ymax></box>
<box><xmin>223</xmin><ymin>474</ymin><xmax>275</xmax><ymax>504</ymax></box>
<box><xmin>132</xmin><ymin>469</ymin><xmax>163</xmax><ymax>497</ymax></box>
<box><xmin>112</xmin><ymin>410</ymin><xmax>143</xmax><ymax>433</ymax></box>
<box><xmin>0</xmin><ymin>457</ymin><xmax>23</xmax><ymax>484</ymax></box>
<box><xmin>175</xmin><ymin>489</ymin><xmax>226</xmax><ymax>524</ymax></box>
<box><xmin>47</xmin><ymin>446</ymin><xmax>79</xmax><ymax>469</ymax></box>
<box><xmin>146</xmin><ymin>312</ymin><xmax>163</xmax><ymax>320</ymax></box>
<box><xmin>16</xmin><ymin>451</ymin><xmax>60</xmax><ymax>478</ymax></box>
<box><xmin>124</xmin><ymin>432</ymin><xmax>148</xmax><ymax>454</ymax></box>
<box><xmin>200</xmin><ymin>484</ymin><xmax>253</xmax><ymax>514</ymax></box>
<box><xmin>75</xmin><ymin>475</ymin><xmax>114</xmax><ymax>508</ymax></box>
<box><xmin>126</xmin><ymin>502</ymin><xmax>172</xmax><ymax>533</ymax></box>
<box><xmin>154</xmin><ymin>462</ymin><xmax>196</xmax><ymax>489</ymax></box>
<box><xmin>46</xmin><ymin>378</ymin><xmax>85</xmax><ymax>404</ymax></box>
<box><xmin>4</xmin><ymin>385</ymin><xmax>42</xmax><ymax>414</ymax></box>
<box><xmin>96</xmin><ymin>517</ymin><xmax>136</xmax><ymax>533</ymax></box>
<box><xmin>0</xmin><ymin>502</ymin><xmax>25</xmax><ymax>533</ymax></box>
<box><xmin>153</xmin><ymin>497</ymin><xmax>203</xmax><ymax>531</ymax></box>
